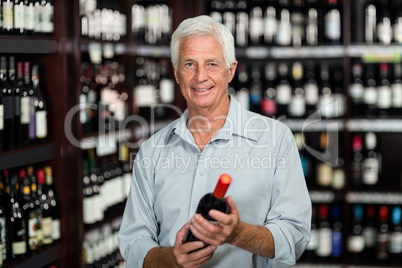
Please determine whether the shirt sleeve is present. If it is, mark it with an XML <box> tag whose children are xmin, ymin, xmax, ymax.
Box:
<box><xmin>118</xmin><ymin>146</ymin><xmax>160</xmax><ymax>268</ymax></box>
<box><xmin>265</xmin><ymin>126</ymin><xmax>312</xmax><ymax>267</ymax></box>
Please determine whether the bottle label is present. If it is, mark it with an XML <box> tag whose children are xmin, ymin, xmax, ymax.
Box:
<box><xmin>28</xmin><ymin>213</ymin><xmax>38</xmax><ymax>250</ymax></box>
<box><xmin>276</xmin><ymin>84</ymin><xmax>292</xmax><ymax>105</ymax></box>
<box><xmin>289</xmin><ymin>95</ymin><xmax>306</xmax><ymax>117</ymax></box>
<box><xmin>332</xmin><ymin>169</ymin><xmax>345</xmax><ymax>189</ymax></box>
<box><xmin>14</xmin><ymin>3</ymin><xmax>25</xmax><ymax>30</ymax></box>
<box><xmin>160</xmin><ymin>79</ymin><xmax>175</xmax><ymax>103</ymax></box>
<box><xmin>332</xmin><ymin>230</ymin><xmax>342</xmax><ymax>257</ymax></box>
<box><xmin>363</xmin><ymin>87</ymin><xmax>378</xmax><ymax>105</ymax></box>
<box><xmin>390</xmin><ymin>232</ymin><xmax>402</xmax><ymax>253</ymax></box>
<box><xmin>377</xmin><ymin>86</ymin><xmax>392</xmax><ymax>109</ymax></box>
<box><xmin>377</xmin><ymin>232</ymin><xmax>390</xmax><ymax>259</ymax></box>
<box><xmin>52</xmin><ymin>219</ymin><xmax>61</xmax><ymax>240</ymax></box>
<box><xmin>12</xmin><ymin>240</ymin><xmax>26</xmax><ymax>255</ymax></box>
<box><xmin>42</xmin><ymin>4</ymin><xmax>54</xmax><ymax>33</ymax></box>
<box><xmin>362</xmin><ymin>158</ymin><xmax>379</xmax><ymax>185</ymax></box>
<box><xmin>3</xmin><ymin>2</ymin><xmax>14</xmax><ymax>30</ymax></box>
<box><xmin>325</xmin><ymin>10</ymin><xmax>341</xmax><ymax>40</ymax></box>
<box><xmin>316</xmin><ymin>228</ymin><xmax>332</xmax><ymax>257</ymax></box>
<box><xmin>29</xmin><ymin>97</ymin><xmax>36</xmax><ymax>139</ymax></box>
<box><xmin>349</xmin><ymin>83</ymin><xmax>364</xmax><ymax>103</ymax></box>
<box><xmin>392</xmin><ymin>83</ymin><xmax>402</xmax><ymax>108</ymax></box>
<box><xmin>26</xmin><ymin>4</ymin><xmax>35</xmax><ymax>31</ymax></box>
<box><xmin>36</xmin><ymin>110</ymin><xmax>47</xmax><ymax>138</ymax></box>
<box><xmin>0</xmin><ymin>105</ymin><xmax>4</xmax><ymax>130</ymax></box>
<box><xmin>347</xmin><ymin>235</ymin><xmax>365</xmax><ymax>253</ymax></box>
<box><xmin>20</xmin><ymin>96</ymin><xmax>30</xmax><ymax>124</ymax></box>
<box><xmin>317</xmin><ymin>163</ymin><xmax>333</xmax><ymax>186</ymax></box>
<box><xmin>34</xmin><ymin>3</ymin><xmax>43</xmax><ymax>32</ymax></box>
<box><xmin>42</xmin><ymin>216</ymin><xmax>53</xmax><ymax>244</ymax></box>
<box><xmin>304</xmin><ymin>83</ymin><xmax>319</xmax><ymax>105</ymax></box>
<box><xmin>363</xmin><ymin>226</ymin><xmax>377</xmax><ymax>248</ymax></box>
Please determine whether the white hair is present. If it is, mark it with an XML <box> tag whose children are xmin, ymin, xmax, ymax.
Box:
<box><xmin>170</xmin><ymin>15</ymin><xmax>236</xmax><ymax>69</ymax></box>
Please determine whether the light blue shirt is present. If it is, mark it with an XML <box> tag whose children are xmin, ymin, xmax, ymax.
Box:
<box><xmin>118</xmin><ymin>97</ymin><xmax>311</xmax><ymax>268</ymax></box>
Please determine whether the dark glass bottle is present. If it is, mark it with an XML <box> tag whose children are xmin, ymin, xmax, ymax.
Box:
<box><xmin>376</xmin><ymin>205</ymin><xmax>390</xmax><ymax>263</ymax></box>
<box><xmin>44</xmin><ymin>166</ymin><xmax>60</xmax><ymax>242</ymax></box>
<box><xmin>391</xmin><ymin>62</ymin><xmax>402</xmax><ymax>116</ymax></box>
<box><xmin>348</xmin><ymin>204</ymin><xmax>365</xmax><ymax>263</ymax></box>
<box><xmin>13</xmin><ymin>0</ymin><xmax>26</xmax><ymax>34</ymax></box>
<box><xmin>18</xmin><ymin>61</ymin><xmax>29</xmax><ymax>147</ymax></box>
<box><xmin>0</xmin><ymin>172</ymin><xmax>8</xmax><ymax>265</ymax></box>
<box><xmin>349</xmin><ymin>63</ymin><xmax>365</xmax><ymax>117</ymax></box>
<box><xmin>376</xmin><ymin>63</ymin><xmax>392</xmax><ymax>117</ymax></box>
<box><xmin>183</xmin><ymin>174</ymin><xmax>232</xmax><ymax>244</ymax></box>
<box><xmin>8</xmin><ymin>57</ymin><xmax>21</xmax><ymax>149</ymax></box>
<box><xmin>275</xmin><ymin>63</ymin><xmax>291</xmax><ymax>118</ymax></box>
<box><xmin>32</xmin><ymin>65</ymin><xmax>48</xmax><ymax>142</ymax></box>
<box><xmin>7</xmin><ymin>170</ymin><xmax>27</xmax><ymax>260</ymax></box>
<box><xmin>362</xmin><ymin>204</ymin><xmax>377</xmax><ymax>261</ymax></box>
<box><xmin>331</xmin><ymin>204</ymin><xmax>342</xmax><ymax>260</ymax></box>
<box><xmin>1</xmin><ymin>56</ymin><xmax>14</xmax><ymax>151</ymax></box>
<box><xmin>361</xmin><ymin>132</ymin><xmax>381</xmax><ymax>188</ymax></box>
<box><xmin>27</xmin><ymin>166</ymin><xmax>43</xmax><ymax>248</ymax></box>
<box><xmin>315</xmin><ymin>203</ymin><xmax>332</xmax><ymax>260</ymax></box>
<box><xmin>36</xmin><ymin>168</ymin><xmax>53</xmax><ymax>246</ymax></box>
<box><xmin>303</xmin><ymin>61</ymin><xmax>319</xmax><ymax>117</ymax></box>
<box><xmin>389</xmin><ymin>206</ymin><xmax>402</xmax><ymax>264</ymax></box>
<box><xmin>288</xmin><ymin>62</ymin><xmax>306</xmax><ymax>118</ymax></box>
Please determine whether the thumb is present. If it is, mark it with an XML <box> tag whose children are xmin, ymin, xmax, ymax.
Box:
<box><xmin>176</xmin><ymin>222</ymin><xmax>190</xmax><ymax>246</ymax></box>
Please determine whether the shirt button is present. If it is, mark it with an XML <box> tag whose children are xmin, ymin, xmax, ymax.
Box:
<box><xmin>199</xmin><ymin>171</ymin><xmax>204</xmax><ymax>176</ymax></box>
<box><xmin>194</xmin><ymin>203</ymin><xmax>199</xmax><ymax>207</ymax></box>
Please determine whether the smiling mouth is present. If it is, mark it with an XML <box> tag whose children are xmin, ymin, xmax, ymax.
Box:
<box><xmin>193</xmin><ymin>87</ymin><xmax>213</xmax><ymax>92</ymax></box>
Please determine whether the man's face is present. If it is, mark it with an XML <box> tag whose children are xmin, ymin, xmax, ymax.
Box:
<box><xmin>174</xmin><ymin>35</ymin><xmax>237</xmax><ymax>114</ymax></box>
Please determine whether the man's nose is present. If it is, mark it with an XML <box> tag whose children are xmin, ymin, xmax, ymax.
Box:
<box><xmin>195</xmin><ymin>66</ymin><xmax>208</xmax><ymax>82</ymax></box>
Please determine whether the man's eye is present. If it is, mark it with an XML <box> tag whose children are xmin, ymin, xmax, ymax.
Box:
<box><xmin>185</xmin><ymin>63</ymin><xmax>194</xmax><ymax>67</ymax></box>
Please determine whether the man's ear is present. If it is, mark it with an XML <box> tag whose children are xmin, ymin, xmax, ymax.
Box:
<box><xmin>228</xmin><ymin>61</ymin><xmax>238</xmax><ymax>83</ymax></box>
<box><xmin>174</xmin><ymin>67</ymin><xmax>180</xmax><ymax>84</ymax></box>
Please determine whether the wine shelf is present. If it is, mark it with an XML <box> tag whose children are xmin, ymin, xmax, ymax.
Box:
<box><xmin>0</xmin><ymin>38</ymin><xmax>58</xmax><ymax>54</ymax></box>
<box><xmin>133</xmin><ymin>45</ymin><xmax>171</xmax><ymax>58</ymax></box>
<box><xmin>13</xmin><ymin>243</ymin><xmax>62</xmax><ymax>268</ymax></box>
<box><xmin>347</xmin><ymin>119</ymin><xmax>402</xmax><ymax>132</ymax></box>
<box><xmin>0</xmin><ymin>142</ymin><xmax>60</xmax><ymax>170</ymax></box>
<box><xmin>282</xmin><ymin>119</ymin><xmax>345</xmax><ymax>132</ymax></box>
<box><xmin>346</xmin><ymin>192</ymin><xmax>402</xmax><ymax>205</ymax></box>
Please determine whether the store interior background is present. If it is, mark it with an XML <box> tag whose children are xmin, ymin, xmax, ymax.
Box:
<box><xmin>1</xmin><ymin>0</ymin><xmax>402</xmax><ymax>267</ymax></box>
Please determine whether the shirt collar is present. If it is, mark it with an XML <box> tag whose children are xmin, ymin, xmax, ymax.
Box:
<box><xmin>165</xmin><ymin>96</ymin><xmax>259</xmax><ymax>145</ymax></box>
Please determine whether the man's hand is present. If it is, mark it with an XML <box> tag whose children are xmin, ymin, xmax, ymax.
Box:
<box><xmin>172</xmin><ymin>222</ymin><xmax>217</xmax><ymax>268</ymax></box>
<box><xmin>189</xmin><ymin>196</ymin><xmax>242</xmax><ymax>246</ymax></box>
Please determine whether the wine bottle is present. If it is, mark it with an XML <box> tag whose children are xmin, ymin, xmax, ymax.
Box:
<box><xmin>24</xmin><ymin>0</ymin><xmax>35</xmax><ymax>35</ymax></box>
<box><xmin>303</xmin><ymin>203</ymin><xmax>318</xmax><ymax>260</ymax></box>
<box><xmin>362</xmin><ymin>204</ymin><xmax>377</xmax><ymax>261</ymax></box>
<box><xmin>43</xmin><ymin>166</ymin><xmax>60</xmax><ymax>242</ymax></box>
<box><xmin>36</xmin><ymin>168</ymin><xmax>53</xmax><ymax>246</ymax></box>
<box><xmin>2</xmin><ymin>0</ymin><xmax>14</xmax><ymax>34</ymax></box>
<box><xmin>317</xmin><ymin>62</ymin><xmax>335</xmax><ymax>119</ymax></box>
<box><xmin>263</xmin><ymin>5</ymin><xmax>277</xmax><ymax>44</ymax></box>
<box><xmin>376</xmin><ymin>205</ymin><xmax>390</xmax><ymax>263</ymax></box>
<box><xmin>324</xmin><ymin>0</ymin><xmax>342</xmax><ymax>45</ymax></box>
<box><xmin>275</xmin><ymin>63</ymin><xmax>291</xmax><ymax>117</ymax></box>
<box><xmin>24</xmin><ymin>61</ymin><xmax>36</xmax><ymax>145</ymax></box>
<box><xmin>32</xmin><ymin>65</ymin><xmax>47</xmax><ymax>142</ymax></box>
<box><xmin>363</xmin><ymin>64</ymin><xmax>377</xmax><ymax>117</ymax></box>
<box><xmin>288</xmin><ymin>62</ymin><xmax>306</xmax><ymax>118</ymax></box>
<box><xmin>1</xmin><ymin>56</ymin><xmax>14</xmax><ymax>151</ymax></box>
<box><xmin>291</xmin><ymin>0</ymin><xmax>306</xmax><ymax>47</ymax></box>
<box><xmin>183</xmin><ymin>174</ymin><xmax>232</xmax><ymax>244</ymax></box>
<box><xmin>262</xmin><ymin>63</ymin><xmax>278</xmax><ymax>117</ymax></box>
<box><xmin>351</xmin><ymin>134</ymin><xmax>363</xmax><ymax>189</ymax></box>
<box><xmin>13</xmin><ymin>0</ymin><xmax>26</xmax><ymax>35</ymax></box>
<box><xmin>393</xmin><ymin>0</ymin><xmax>402</xmax><ymax>44</ymax></box>
<box><xmin>7</xmin><ymin>170</ymin><xmax>27</xmax><ymax>260</ymax></box>
<box><xmin>361</xmin><ymin>132</ymin><xmax>381</xmax><ymax>187</ymax></box>
<box><xmin>376</xmin><ymin>0</ymin><xmax>392</xmax><ymax>45</ymax></box>
<box><xmin>0</xmin><ymin>82</ymin><xmax>4</xmax><ymax>152</ymax></box>
<box><xmin>9</xmin><ymin>57</ymin><xmax>21</xmax><ymax>149</ymax></box>
<box><xmin>249</xmin><ymin>65</ymin><xmax>263</xmax><ymax>114</ymax></box>
<box><xmin>365</xmin><ymin>0</ymin><xmax>377</xmax><ymax>44</ymax></box>
<box><xmin>41</xmin><ymin>0</ymin><xmax>54</xmax><ymax>36</ymax></box>
<box><xmin>331</xmin><ymin>204</ymin><xmax>342</xmax><ymax>260</ymax></box>
<box><xmin>348</xmin><ymin>204</ymin><xmax>365</xmax><ymax>263</ymax></box>
<box><xmin>27</xmin><ymin>166</ymin><xmax>43</xmax><ymax>248</ymax></box>
<box><xmin>376</xmin><ymin>63</ymin><xmax>392</xmax><ymax>117</ymax></box>
<box><xmin>349</xmin><ymin>63</ymin><xmax>365</xmax><ymax>116</ymax></box>
<box><xmin>391</xmin><ymin>62</ymin><xmax>402</xmax><ymax>116</ymax></box>
<box><xmin>389</xmin><ymin>206</ymin><xmax>402</xmax><ymax>264</ymax></box>
<box><xmin>316</xmin><ymin>132</ymin><xmax>333</xmax><ymax>188</ymax></box>
<box><xmin>303</xmin><ymin>61</ymin><xmax>319</xmax><ymax>117</ymax></box>
<box><xmin>275</xmin><ymin>0</ymin><xmax>292</xmax><ymax>46</ymax></box>
<box><xmin>316</xmin><ymin>203</ymin><xmax>332</xmax><ymax>259</ymax></box>
<box><xmin>294</xmin><ymin>133</ymin><xmax>311</xmax><ymax>183</ymax></box>
<box><xmin>249</xmin><ymin>6</ymin><xmax>264</xmax><ymax>45</ymax></box>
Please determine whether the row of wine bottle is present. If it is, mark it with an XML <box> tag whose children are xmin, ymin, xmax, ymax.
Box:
<box><xmin>0</xmin><ymin>56</ymin><xmax>48</xmax><ymax>152</ymax></box>
<box><xmin>82</xmin><ymin>217</ymin><xmax>124</xmax><ymax>268</ymax></box>
<box><xmin>350</xmin><ymin>61</ymin><xmax>402</xmax><ymax>118</ymax></box>
<box><xmin>302</xmin><ymin>203</ymin><xmax>402</xmax><ymax>265</ymax></box>
<box><xmin>80</xmin><ymin>61</ymin><xmax>129</xmax><ymax>134</ymax></box>
<box><xmin>82</xmin><ymin>144</ymin><xmax>132</xmax><ymax>227</ymax></box>
<box><xmin>80</xmin><ymin>0</ymin><xmax>127</xmax><ymax>41</ymax></box>
<box><xmin>0</xmin><ymin>165</ymin><xmax>60</xmax><ymax>266</ymax></box>
<box><xmin>230</xmin><ymin>60</ymin><xmax>402</xmax><ymax>119</ymax></box>
<box><xmin>231</xmin><ymin>61</ymin><xmax>346</xmax><ymax>119</ymax></box>
<box><xmin>0</xmin><ymin>0</ymin><xmax>54</xmax><ymax>36</ymax></box>
<box><xmin>209</xmin><ymin>0</ymin><xmax>343</xmax><ymax>47</ymax></box>
<box><xmin>131</xmin><ymin>1</ymin><xmax>172</xmax><ymax>45</ymax></box>
<box><xmin>295</xmin><ymin>131</ymin><xmax>383</xmax><ymax>191</ymax></box>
